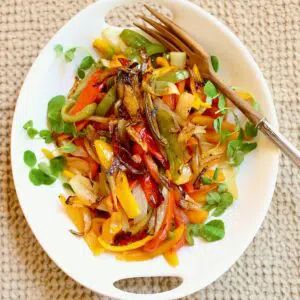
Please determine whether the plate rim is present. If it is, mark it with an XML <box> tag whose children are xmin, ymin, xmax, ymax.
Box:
<box><xmin>10</xmin><ymin>0</ymin><xmax>280</xmax><ymax>299</ymax></box>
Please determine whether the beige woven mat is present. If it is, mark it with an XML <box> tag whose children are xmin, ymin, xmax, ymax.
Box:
<box><xmin>1</xmin><ymin>0</ymin><xmax>299</xmax><ymax>299</ymax></box>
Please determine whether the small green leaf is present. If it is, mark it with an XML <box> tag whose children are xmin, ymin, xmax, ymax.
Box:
<box><xmin>23</xmin><ymin>120</ymin><xmax>33</xmax><ymax>130</ymax></box>
<box><xmin>227</xmin><ymin>140</ymin><xmax>243</xmax><ymax>158</ymax></box>
<box><xmin>233</xmin><ymin>112</ymin><xmax>241</xmax><ymax>132</ymax></box>
<box><xmin>204</xmin><ymin>80</ymin><xmax>218</xmax><ymax>99</ymax></box>
<box><xmin>39</xmin><ymin>130</ymin><xmax>53</xmax><ymax>144</ymax></box>
<box><xmin>213</xmin><ymin>167</ymin><xmax>219</xmax><ymax>181</ymax></box>
<box><xmin>79</xmin><ymin>56</ymin><xmax>95</xmax><ymax>70</ymax></box>
<box><xmin>233</xmin><ymin>152</ymin><xmax>244</xmax><ymax>166</ymax></box>
<box><xmin>186</xmin><ymin>224</ymin><xmax>204</xmax><ymax>245</ymax></box>
<box><xmin>218</xmin><ymin>183</ymin><xmax>228</xmax><ymax>193</ymax></box>
<box><xmin>29</xmin><ymin>167</ymin><xmax>56</xmax><ymax>186</ymax></box>
<box><xmin>54</xmin><ymin>44</ymin><xmax>63</xmax><ymax>56</ymax></box>
<box><xmin>50</xmin><ymin>156</ymin><xmax>66</xmax><ymax>175</ymax></box>
<box><xmin>29</xmin><ymin>169</ymin><xmax>44</xmax><ymax>186</ymax></box>
<box><xmin>38</xmin><ymin>162</ymin><xmax>56</xmax><ymax>178</ymax></box>
<box><xmin>245</xmin><ymin>122</ymin><xmax>258</xmax><ymax>138</ymax></box>
<box><xmin>202</xmin><ymin>203</ymin><xmax>217</xmax><ymax>212</ymax></box>
<box><xmin>202</xmin><ymin>176</ymin><xmax>213</xmax><ymax>185</ymax></box>
<box><xmin>211</xmin><ymin>55</ymin><xmax>219</xmax><ymax>72</ymax></box>
<box><xmin>213</xmin><ymin>116</ymin><xmax>223</xmax><ymax>134</ymax></box>
<box><xmin>24</xmin><ymin>150</ymin><xmax>37</xmax><ymax>168</ymax></box>
<box><xmin>77</xmin><ymin>68</ymin><xmax>85</xmax><ymax>79</ymax></box>
<box><xmin>207</xmin><ymin>191</ymin><xmax>221</xmax><ymax>205</ymax></box>
<box><xmin>27</xmin><ymin>127</ymin><xmax>39</xmax><ymax>139</ymax></box>
<box><xmin>213</xmin><ymin>192</ymin><xmax>233</xmax><ymax>217</ymax></box>
<box><xmin>199</xmin><ymin>220</ymin><xmax>225</xmax><ymax>242</ymax></box>
<box><xmin>59</xmin><ymin>143</ymin><xmax>77</xmax><ymax>153</ymax></box>
<box><xmin>238</xmin><ymin>128</ymin><xmax>245</xmax><ymax>140</ymax></box>
<box><xmin>240</xmin><ymin>142</ymin><xmax>257</xmax><ymax>154</ymax></box>
<box><xmin>64</xmin><ymin>47</ymin><xmax>77</xmax><ymax>63</ymax></box>
<box><xmin>220</xmin><ymin>130</ymin><xmax>230</xmax><ymax>143</ymax></box>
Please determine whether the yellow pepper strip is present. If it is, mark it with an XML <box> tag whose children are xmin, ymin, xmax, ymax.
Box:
<box><xmin>117</xmin><ymin>224</ymin><xmax>184</xmax><ymax>261</ymax></box>
<box><xmin>115</xmin><ymin>171</ymin><xmax>140</xmax><ymax>218</ymax></box>
<box><xmin>91</xmin><ymin>218</ymin><xmax>106</xmax><ymax>235</ymax></box>
<box><xmin>152</xmin><ymin>66</ymin><xmax>177</xmax><ymax>78</ymax></box>
<box><xmin>62</xmin><ymin>169</ymin><xmax>75</xmax><ymax>179</ymax></box>
<box><xmin>84</xmin><ymin>230</ymin><xmax>104</xmax><ymax>256</ymax></box>
<box><xmin>190</xmin><ymin>78</ymin><xmax>211</xmax><ymax>109</ymax></box>
<box><xmin>123</xmin><ymin>85</ymin><xmax>139</xmax><ymax>116</ymax></box>
<box><xmin>110</xmin><ymin>211</ymin><xmax>123</xmax><ymax>234</ymax></box>
<box><xmin>59</xmin><ymin>195</ymin><xmax>84</xmax><ymax>232</ymax></box>
<box><xmin>94</xmin><ymin>139</ymin><xmax>113</xmax><ymax>169</ymax></box>
<box><xmin>192</xmin><ymin>64</ymin><xmax>202</xmax><ymax>82</ymax></box>
<box><xmin>98</xmin><ymin>234</ymin><xmax>153</xmax><ymax>252</ymax></box>
<box><xmin>156</xmin><ymin>57</ymin><xmax>169</xmax><ymax>67</ymax></box>
<box><xmin>42</xmin><ymin>148</ymin><xmax>54</xmax><ymax>159</ymax></box>
<box><xmin>93</xmin><ymin>38</ymin><xmax>115</xmax><ymax>59</ymax></box>
<box><xmin>66</xmin><ymin>196</ymin><xmax>91</xmax><ymax>207</ymax></box>
<box><xmin>163</xmin><ymin>250</ymin><xmax>179</xmax><ymax>267</ymax></box>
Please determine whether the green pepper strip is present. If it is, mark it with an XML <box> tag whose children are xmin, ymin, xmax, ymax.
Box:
<box><xmin>156</xmin><ymin>109</ymin><xmax>185</xmax><ymax>181</ymax></box>
<box><xmin>62</xmin><ymin>101</ymin><xmax>97</xmax><ymax>123</ymax></box>
<box><xmin>96</xmin><ymin>85</ymin><xmax>117</xmax><ymax>116</ymax></box>
<box><xmin>157</xmin><ymin>70</ymin><xmax>190</xmax><ymax>84</ymax></box>
<box><xmin>120</xmin><ymin>29</ymin><xmax>166</xmax><ymax>56</ymax></box>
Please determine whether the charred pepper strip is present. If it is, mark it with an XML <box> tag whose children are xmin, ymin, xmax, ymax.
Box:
<box><xmin>156</xmin><ymin>109</ymin><xmax>185</xmax><ymax>182</ymax></box>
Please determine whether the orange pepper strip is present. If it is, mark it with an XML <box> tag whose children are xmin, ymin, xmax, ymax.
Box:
<box><xmin>185</xmin><ymin>209</ymin><xmax>208</xmax><ymax>224</ymax></box>
<box><xmin>117</xmin><ymin>225</ymin><xmax>184</xmax><ymax>261</ymax></box>
<box><xmin>143</xmin><ymin>189</ymin><xmax>176</xmax><ymax>252</ymax></box>
<box><xmin>162</xmin><ymin>94</ymin><xmax>177</xmax><ymax>110</ymax></box>
<box><xmin>70</xmin><ymin>71</ymin><xmax>101</xmax><ymax>115</ymax></box>
<box><xmin>203</xmin><ymin>131</ymin><xmax>239</xmax><ymax>144</ymax></box>
<box><xmin>176</xmin><ymin>80</ymin><xmax>186</xmax><ymax>94</ymax></box>
<box><xmin>190</xmin><ymin>114</ymin><xmax>235</xmax><ymax>132</ymax></box>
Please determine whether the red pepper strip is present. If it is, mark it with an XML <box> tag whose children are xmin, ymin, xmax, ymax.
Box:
<box><xmin>84</xmin><ymin>156</ymin><xmax>99</xmax><ymax>180</ymax></box>
<box><xmin>140</xmin><ymin>174</ymin><xmax>163</xmax><ymax>208</ymax></box>
<box><xmin>143</xmin><ymin>189</ymin><xmax>176</xmax><ymax>252</ymax></box>
<box><xmin>174</xmin><ymin>205</ymin><xmax>189</xmax><ymax>226</ymax></box>
<box><xmin>73</xmin><ymin>137</ymin><xmax>85</xmax><ymax>148</ymax></box>
<box><xmin>133</xmin><ymin>143</ymin><xmax>160</xmax><ymax>184</ymax></box>
<box><xmin>176</xmin><ymin>80</ymin><xmax>186</xmax><ymax>94</ymax></box>
<box><xmin>75</xmin><ymin>120</ymin><xmax>89</xmax><ymax>132</ymax></box>
<box><xmin>70</xmin><ymin>71</ymin><xmax>102</xmax><ymax>115</ymax></box>
<box><xmin>114</xmin><ymin>230</ymin><xmax>148</xmax><ymax>246</ymax></box>
<box><xmin>182</xmin><ymin>182</ymin><xmax>195</xmax><ymax>194</ymax></box>
<box><xmin>203</xmin><ymin>98</ymin><xmax>222</xmax><ymax>119</ymax></box>
<box><xmin>112</xmin><ymin>140</ymin><xmax>146</xmax><ymax>175</ymax></box>
<box><xmin>133</xmin><ymin>125</ymin><xmax>169</xmax><ymax>169</ymax></box>
<box><xmin>162</xmin><ymin>94</ymin><xmax>177</xmax><ymax>110</ymax></box>
<box><xmin>118</xmin><ymin>58</ymin><xmax>131</xmax><ymax>67</ymax></box>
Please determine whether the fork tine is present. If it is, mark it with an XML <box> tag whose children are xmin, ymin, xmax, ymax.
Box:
<box><xmin>133</xmin><ymin>23</ymin><xmax>180</xmax><ymax>52</ymax></box>
<box><xmin>144</xmin><ymin>4</ymin><xmax>208</xmax><ymax>58</ymax></box>
<box><xmin>139</xmin><ymin>15</ymin><xmax>193</xmax><ymax>55</ymax></box>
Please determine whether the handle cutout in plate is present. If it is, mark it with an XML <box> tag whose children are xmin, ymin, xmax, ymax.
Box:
<box><xmin>114</xmin><ymin>276</ymin><xmax>182</xmax><ymax>294</ymax></box>
<box><xmin>105</xmin><ymin>0</ymin><xmax>173</xmax><ymax>27</ymax></box>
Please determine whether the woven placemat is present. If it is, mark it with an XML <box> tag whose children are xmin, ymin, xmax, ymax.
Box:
<box><xmin>0</xmin><ymin>0</ymin><xmax>299</xmax><ymax>299</ymax></box>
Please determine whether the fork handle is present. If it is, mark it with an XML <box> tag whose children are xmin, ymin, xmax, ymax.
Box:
<box><xmin>208</xmin><ymin>73</ymin><xmax>300</xmax><ymax>167</ymax></box>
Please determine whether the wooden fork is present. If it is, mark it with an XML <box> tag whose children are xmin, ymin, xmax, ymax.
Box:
<box><xmin>134</xmin><ymin>5</ymin><xmax>300</xmax><ymax>167</ymax></box>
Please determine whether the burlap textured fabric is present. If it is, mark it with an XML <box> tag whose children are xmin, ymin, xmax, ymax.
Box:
<box><xmin>0</xmin><ymin>0</ymin><xmax>299</xmax><ymax>299</ymax></box>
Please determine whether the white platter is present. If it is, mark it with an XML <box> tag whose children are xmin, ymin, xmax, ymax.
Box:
<box><xmin>11</xmin><ymin>0</ymin><xmax>279</xmax><ymax>299</ymax></box>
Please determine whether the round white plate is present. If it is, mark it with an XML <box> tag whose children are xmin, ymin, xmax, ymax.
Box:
<box><xmin>11</xmin><ymin>0</ymin><xmax>279</xmax><ymax>299</ymax></box>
